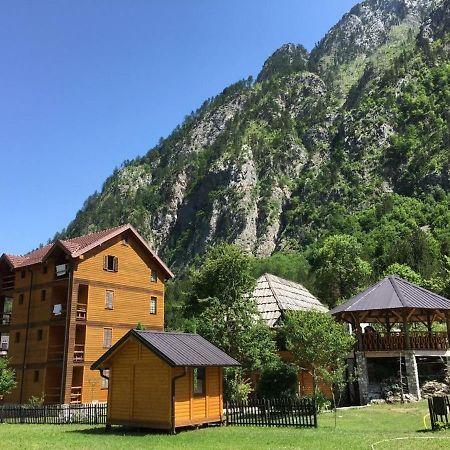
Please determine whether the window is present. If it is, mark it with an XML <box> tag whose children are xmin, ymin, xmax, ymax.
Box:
<box><xmin>19</xmin><ymin>294</ymin><xmax>24</xmax><ymax>305</ymax></box>
<box><xmin>151</xmin><ymin>270</ymin><xmax>157</xmax><ymax>283</ymax></box>
<box><xmin>103</xmin><ymin>255</ymin><xmax>118</xmax><ymax>272</ymax></box>
<box><xmin>21</xmin><ymin>271</ymin><xmax>26</xmax><ymax>279</ymax></box>
<box><xmin>103</xmin><ymin>328</ymin><xmax>112</xmax><ymax>348</ymax></box>
<box><xmin>37</xmin><ymin>329</ymin><xmax>43</xmax><ymax>341</ymax></box>
<box><xmin>33</xmin><ymin>370</ymin><xmax>39</xmax><ymax>382</ymax></box>
<box><xmin>101</xmin><ymin>369</ymin><xmax>110</xmax><ymax>389</ymax></box>
<box><xmin>41</xmin><ymin>290</ymin><xmax>46</xmax><ymax>302</ymax></box>
<box><xmin>15</xmin><ymin>332</ymin><xmax>20</xmax><ymax>343</ymax></box>
<box><xmin>105</xmin><ymin>290</ymin><xmax>114</xmax><ymax>310</ymax></box>
<box><xmin>150</xmin><ymin>297</ymin><xmax>157</xmax><ymax>315</ymax></box>
<box><xmin>42</xmin><ymin>265</ymin><xmax>48</xmax><ymax>274</ymax></box>
<box><xmin>193</xmin><ymin>367</ymin><xmax>206</xmax><ymax>396</ymax></box>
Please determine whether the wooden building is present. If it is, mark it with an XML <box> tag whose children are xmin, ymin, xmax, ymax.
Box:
<box><xmin>91</xmin><ymin>329</ymin><xmax>240</xmax><ymax>432</ymax></box>
<box><xmin>250</xmin><ymin>273</ymin><xmax>331</xmax><ymax>397</ymax></box>
<box><xmin>0</xmin><ymin>224</ymin><xmax>173</xmax><ymax>404</ymax></box>
<box><xmin>330</xmin><ymin>276</ymin><xmax>450</xmax><ymax>405</ymax></box>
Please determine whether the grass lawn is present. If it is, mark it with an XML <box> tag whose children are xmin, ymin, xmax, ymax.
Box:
<box><xmin>0</xmin><ymin>401</ymin><xmax>449</xmax><ymax>450</ymax></box>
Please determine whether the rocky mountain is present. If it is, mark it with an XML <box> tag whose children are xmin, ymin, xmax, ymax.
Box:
<box><xmin>59</xmin><ymin>0</ymin><xmax>449</xmax><ymax>271</ymax></box>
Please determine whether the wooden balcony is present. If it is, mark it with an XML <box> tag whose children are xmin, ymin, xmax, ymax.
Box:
<box><xmin>70</xmin><ymin>386</ymin><xmax>82</xmax><ymax>404</ymax></box>
<box><xmin>1</xmin><ymin>313</ymin><xmax>11</xmax><ymax>325</ymax></box>
<box><xmin>74</xmin><ymin>344</ymin><xmax>84</xmax><ymax>362</ymax></box>
<box><xmin>76</xmin><ymin>304</ymin><xmax>87</xmax><ymax>321</ymax></box>
<box><xmin>360</xmin><ymin>331</ymin><xmax>449</xmax><ymax>352</ymax></box>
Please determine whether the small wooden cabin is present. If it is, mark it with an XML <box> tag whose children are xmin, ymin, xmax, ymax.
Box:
<box><xmin>91</xmin><ymin>329</ymin><xmax>240</xmax><ymax>432</ymax></box>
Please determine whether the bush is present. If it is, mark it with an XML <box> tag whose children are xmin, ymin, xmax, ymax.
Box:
<box><xmin>256</xmin><ymin>363</ymin><xmax>298</xmax><ymax>399</ymax></box>
<box><xmin>224</xmin><ymin>368</ymin><xmax>253</xmax><ymax>402</ymax></box>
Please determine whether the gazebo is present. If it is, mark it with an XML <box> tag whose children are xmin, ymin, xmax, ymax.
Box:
<box><xmin>330</xmin><ymin>276</ymin><xmax>450</xmax><ymax>404</ymax></box>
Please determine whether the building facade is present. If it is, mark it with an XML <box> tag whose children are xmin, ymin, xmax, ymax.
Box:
<box><xmin>0</xmin><ymin>224</ymin><xmax>173</xmax><ymax>404</ymax></box>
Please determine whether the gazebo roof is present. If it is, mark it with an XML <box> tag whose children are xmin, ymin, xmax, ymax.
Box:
<box><xmin>330</xmin><ymin>276</ymin><xmax>450</xmax><ymax>316</ymax></box>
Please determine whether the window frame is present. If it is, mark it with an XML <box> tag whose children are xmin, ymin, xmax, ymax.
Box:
<box><xmin>37</xmin><ymin>329</ymin><xmax>43</xmax><ymax>341</ymax></box>
<box><xmin>103</xmin><ymin>327</ymin><xmax>112</xmax><ymax>348</ymax></box>
<box><xmin>103</xmin><ymin>255</ymin><xmax>118</xmax><ymax>272</ymax></box>
<box><xmin>101</xmin><ymin>369</ymin><xmax>110</xmax><ymax>389</ymax></box>
<box><xmin>33</xmin><ymin>370</ymin><xmax>39</xmax><ymax>382</ymax></box>
<box><xmin>19</xmin><ymin>293</ymin><xmax>24</xmax><ymax>305</ymax></box>
<box><xmin>192</xmin><ymin>367</ymin><xmax>206</xmax><ymax>396</ymax></box>
<box><xmin>41</xmin><ymin>289</ymin><xmax>46</xmax><ymax>302</ymax></box>
<box><xmin>105</xmin><ymin>290</ymin><xmax>114</xmax><ymax>310</ymax></box>
<box><xmin>150</xmin><ymin>297</ymin><xmax>157</xmax><ymax>315</ymax></box>
<box><xmin>150</xmin><ymin>269</ymin><xmax>158</xmax><ymax>283</ymax></box>
<box><xmin>15</xmin><ymin>331</ymin><xmax>20</xmax><ymax>343</ymax></box>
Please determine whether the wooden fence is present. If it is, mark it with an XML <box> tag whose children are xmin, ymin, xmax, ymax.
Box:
<box><xmin>428</xmin><ymin>396</ymin><xmax>449</xmax><ymax>430</ymax></box>
<box><xmin>0</xmin><ymin>403</ymin><xmax>107</xmax><ymax>424</ymax></box>
<box><xmin>226</xmin><ymin>398</ymin><xmax>317</xmax><ymax>428</ymax></box>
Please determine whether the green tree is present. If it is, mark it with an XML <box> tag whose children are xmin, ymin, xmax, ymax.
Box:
<box><xmin>313</xmin><ymin>234</ymin><xmax>372</xmax><ymax>307</ymax></box>
<box><xmin>283</xmin><ymin>310</ymin><xmax>355</xmax><ymax>404</ymax></box>
<box><xmin>0</xmin><ymin>357</ymin><xmax>16</xmax><ymax>397</ymax></box>
<box><xmin>188</xmin><ymin>243</ymin><xmax>278</xmax><ymax>372</ymax></box>
<box><xmin>383</xmin><ymin>263</ymin><xmax>423</xmax><ymax>285</ymax></box>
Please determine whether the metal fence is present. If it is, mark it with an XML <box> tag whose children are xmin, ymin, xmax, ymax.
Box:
<box><xmin>0</xmin><ymin>403</ymin><xmax>107</xmax><ymax>424</ymax></box>
<box><xmin>226</xmin><ymin>398</ymin><xmax>317</xmax><ymax>428</ymax></box>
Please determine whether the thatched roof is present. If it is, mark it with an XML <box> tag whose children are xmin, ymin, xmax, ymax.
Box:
<box><xmin>251</xmin><ymin>273</ymin><xmax>328</xmax><ymax>327</ymax></box>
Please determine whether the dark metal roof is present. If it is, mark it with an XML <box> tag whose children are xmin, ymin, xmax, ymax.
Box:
<box><xmin>330</xmin><ymin>276</ymin><xmax>450</xmax><ymax>315</ymax></box>
<box><xmin>91</xmin><ymin>329</ymin><xmax>240</xmax><ymax>369</ymax></box>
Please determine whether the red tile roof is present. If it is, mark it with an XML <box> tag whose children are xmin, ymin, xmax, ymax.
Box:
<box><xmin>1</xmin><ymin>224</ymin><xmax>173</xmax><ymax>278</ymax></box>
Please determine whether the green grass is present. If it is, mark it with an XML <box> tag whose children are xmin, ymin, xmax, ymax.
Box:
<box><xmin>0</xmin><ymin>401</ymin><xmax>449</xmax><ymax>450</ymax></box>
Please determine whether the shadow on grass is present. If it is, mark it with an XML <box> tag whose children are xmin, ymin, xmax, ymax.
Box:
<box><xmin>67</xmin><ymin>426</ymin><xmax>171</xmax><ymax>437</ymax></box>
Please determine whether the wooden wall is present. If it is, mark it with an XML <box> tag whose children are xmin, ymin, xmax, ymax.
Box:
<box><xmin>101</xmin><ymin>336</ymin><xmax>223</xmax><ymax>430</ymax></box>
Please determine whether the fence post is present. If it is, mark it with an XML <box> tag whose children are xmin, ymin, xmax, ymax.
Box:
<box><xmin>312</xmin><ymin>397</ymin><xmax>317</xmax><ymax>428</ymax></box>
<box><xmin>267</xmin><ymin>399</ymin><xmax>271</xmax><ymax>427</ymax></box>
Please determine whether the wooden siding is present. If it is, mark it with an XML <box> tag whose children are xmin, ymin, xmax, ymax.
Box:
<box><xmin>107</xmin><ymin>338</ymin><xmax>171</xmax><ymax>428</ymax></box>
<box><xmin>174</xmin><ymin>366</ymin><xmax>222</xmax><ymax>427</ymax></box>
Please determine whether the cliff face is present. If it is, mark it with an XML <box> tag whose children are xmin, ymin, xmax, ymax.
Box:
<box><xmin>59</xmin><ymin>0</ymin><xmax>450</xmax><ymax>268</ymax></box>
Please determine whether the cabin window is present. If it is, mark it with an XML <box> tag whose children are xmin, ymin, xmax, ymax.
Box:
<box><xmin>103</xmin><ymin>255</ymin><xmax>118</xmax><ymax>272</ymax></box>
<box><xmin>41</xmin><ymin>290</ymin><xmax>46</xmax><ymax>302</ymax></box>
<box><xmin>19</xmin><ymin>293</ymin><xmax>24</xmax><ymax>305</ymax></box>
<box><xmin>15</xmin><ymin>332</ymin><xmax>20</xmax><ymax>343</ymax></box>
<box><xmin>151</xmin><ymin>270</ymin><xmax>157</xmax><ymax>283</ymax></box>
<box><xmin>101</xmin><ymin>369</ymin><xmax>110</xmax><ymax>389</ymax></box>
<box><xmin>33</xmin><ymin>370</ymin><xmax>39</xmax><ymax>382</ymax></box>
<box><xmin>105</xmin><ymin>290</ymin><xmax>114</xmax><ymax>310</ymax></box>
<box><xmin>103</xmin><ymin>328</ymin><xmax>112</xmax><ymax>348</ymax></box>
<box><xmin>42</xmin><ymin>265</ymin><xmax>48</xmax><ymax>274</ymax></box>
<box><xmin>37</xmin><ymin>329</ymin><xmax>43</xmax><ymax>341</ymax></box>
<box><xmin>21</xmin><ymin>271</ymin><xmax>26</xmax><ymax>279</ymax></box>
<box><xmin>150</xmin><ymin>297</ymin><xmax>157</xmax><ymax>315</ymax></box>
<box><xmin>193</xmin><ymin>367</ymin><xmax>206</xmax><ymax>396</ymax></box>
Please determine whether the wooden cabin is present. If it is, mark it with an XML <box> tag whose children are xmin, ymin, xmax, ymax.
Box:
<box><xmin>0</xmin><ymin>224</ymin><xmax>173</xmax><ymax>404</ymax></box>
<box><xmin>251</xmin><ymin>273</ymin><xmax>331</xmax><ymax>397</ymax></box>
<box><xmin>91</xmin><ymin>329</ymin><xmax>240</xmax><ymax>432</ymax></box>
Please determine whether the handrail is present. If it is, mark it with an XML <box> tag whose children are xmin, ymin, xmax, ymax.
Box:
<box><xmin>360</xmin><ymin>330</ymin><xmax>449</xmax><ymax>351</ymax></box>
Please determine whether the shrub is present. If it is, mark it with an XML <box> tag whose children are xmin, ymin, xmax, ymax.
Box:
<box><xmin>256</xmin><ymin>363</ymin><xmax>298</xmax><ymax>399</ymax></box>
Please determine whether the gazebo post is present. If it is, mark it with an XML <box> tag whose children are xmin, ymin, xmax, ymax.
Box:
<box><xmin>354</xmin><ymin>313</ymin><xmax>363</xmax><ymax>351</ymax></box>
<box><xmin>446</xmin><ymin>312</ymin><xmax>450</xmax><ymax>347</ymax></box>
<box><xmin>402</xmin><ymin>313</ymin><xmax>410</xmax><ymax>351</ymax></box>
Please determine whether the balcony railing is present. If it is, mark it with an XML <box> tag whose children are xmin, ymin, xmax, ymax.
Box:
<box><xmin>1</xmin><ymin>313</ymin><xmax>11</xmax><ymax>325</ymax></box>
<box><xmin>76</xmin><ymin>304</ymin><xmax>87</xmax><ymax>321</ymax></box>
<box><xmin>1</xmin><ymin>274</ymin><xmax>15</xmax><ymax>290</ymax></box>
<box><xmin>74</xmin><ymin>344</ymin><xmax>84</xmax><ymax>362</ymax></box>
<box><xmin>360</xmin><ymin>331</ymin><xmax>449</xmax><ymax>352</ymax></box>
<box><xmin>51</xmin><ymin>304</ymin><xmax>66</xmax><ymax>319</ymax></box>
<box><xmin>70</xmin><ymin>386</ymin><xmax>82</xmax><ymax>404</ymax></box>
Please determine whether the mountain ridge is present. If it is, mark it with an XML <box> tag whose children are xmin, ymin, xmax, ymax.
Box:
<box><xmin>58</xmin><ymin>0</ymin><xmax>450</xmax><ymax>275</ymax></box>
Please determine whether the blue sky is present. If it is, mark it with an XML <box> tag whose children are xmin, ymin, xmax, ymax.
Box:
<box><xmin>0</xmin><ymin>0</ymin><xmax>357</xmax><ymax>255</ymax></box>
